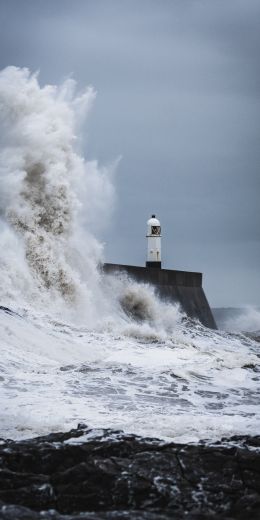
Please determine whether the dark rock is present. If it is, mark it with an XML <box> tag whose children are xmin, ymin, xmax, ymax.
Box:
<box><xmin>0</xmin><ymin>426</ymin><xmax>259</xmax><ymax>519</ymax></box>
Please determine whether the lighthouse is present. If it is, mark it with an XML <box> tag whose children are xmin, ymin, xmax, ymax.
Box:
<box><xmin>146</xmin><ymin>214</ymin><xmax>161</xmax><ymax>268</ymax></box>
<box><xmin>103</xmin><ymin>212</ymin><xmax>217</xmax><ymax>328</ymax></box>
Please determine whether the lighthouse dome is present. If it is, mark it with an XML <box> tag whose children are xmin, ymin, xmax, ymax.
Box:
<box><xmin>147</xmin><ymin>215</ymin><xmax>160</xmax><ymax>226</ymax></box>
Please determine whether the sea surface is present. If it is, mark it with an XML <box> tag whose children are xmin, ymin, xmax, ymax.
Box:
<box><xmin>1</xmin><ymin>302</ymin><xmax>259</xmax><ymax>443</ymax></box>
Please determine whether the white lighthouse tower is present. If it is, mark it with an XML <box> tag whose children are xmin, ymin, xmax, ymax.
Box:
<box><xmin>146</xmin><ymin>214</ymin><xmax>162</xmax><ymax>268</ymax></box>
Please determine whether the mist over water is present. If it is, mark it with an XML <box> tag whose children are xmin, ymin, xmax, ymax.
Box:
<box><xmin>0</xmin><ymin>67</ymin><xmax>259</xmax><ymax>444</ymax></box>
<box><xmin>214</xmin><ymin>306</ymin><xmax>260</xmax><ymax>334</ymax></box>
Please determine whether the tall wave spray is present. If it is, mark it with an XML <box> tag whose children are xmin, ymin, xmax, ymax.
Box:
<box><xmin>0</xmin><ymin>67</ymin><xmax>116</xmax><ymax>321</ymax></box>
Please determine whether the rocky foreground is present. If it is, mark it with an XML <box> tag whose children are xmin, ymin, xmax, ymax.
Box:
<box><xmin>0</xmin><ymin>425</ymin><xmax>260</xmax><ymax>520</ymax></box>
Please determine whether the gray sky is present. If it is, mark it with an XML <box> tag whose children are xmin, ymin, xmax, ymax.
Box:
<box><xmin>0</xmin><ymin>0</ymin><xmax>259</xmax><ymax>307</ymax></box>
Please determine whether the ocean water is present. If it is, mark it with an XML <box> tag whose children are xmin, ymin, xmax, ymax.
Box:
<box><xmin>1</xmin><ymin>303</ymin><xmax>259</xmax><ymax>443</ymax></box>
<box><xmin>0</xmin><ymin>67</ymin><xmax>259</xmax><ymax>444</ymax></box>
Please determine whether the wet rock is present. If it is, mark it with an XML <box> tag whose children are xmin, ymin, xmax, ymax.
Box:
<box><xmin>0</xmin><ymin>426</ymin><xmax>259</xmax><ymax>519</ymax></box>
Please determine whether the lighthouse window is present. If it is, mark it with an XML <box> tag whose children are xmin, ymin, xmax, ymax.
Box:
<box><xmin>151</xmin><ymin>226</ymin><xmax>161</xmax><ymax>235</ymax></box>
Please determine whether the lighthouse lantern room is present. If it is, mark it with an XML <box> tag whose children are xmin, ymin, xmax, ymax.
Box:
<box><xmin>146</xmin><ymin>214</ymin><xmax>161</xmax><ymax>268</ymax></box>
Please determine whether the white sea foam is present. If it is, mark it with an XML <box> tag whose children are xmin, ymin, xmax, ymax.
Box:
<box><xmin>0</xmin><ymin>308</ymin><xmax>259</xmax><ymax>442</ymax></box>
<box><xmin>0</xmin><ymin>67</ymin><xmax>259</xmax><ymax>443</ymax></box>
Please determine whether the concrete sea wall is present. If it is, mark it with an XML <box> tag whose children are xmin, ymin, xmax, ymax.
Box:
<box><xmin>103</xmin><ymin>263</ymin><xmax>217</xmax><ymax>329</ymax></box>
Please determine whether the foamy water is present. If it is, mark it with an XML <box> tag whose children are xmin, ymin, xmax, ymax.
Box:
<box><xmin>0</xmin><ymin>67</ymin><xmax>259</xmax><ymax>444</ymax></box>
<box><xmin>0</xmin><ymin>305</ymin><xmax>259</xmax><ymax>443</ymax></box>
